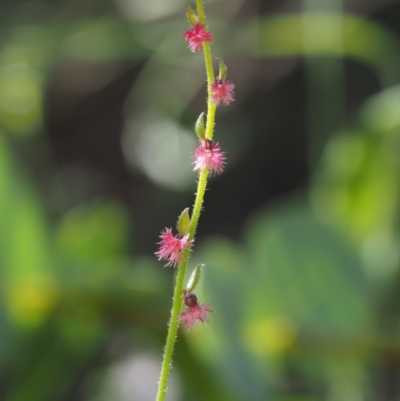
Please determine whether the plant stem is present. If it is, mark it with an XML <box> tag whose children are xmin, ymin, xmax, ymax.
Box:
<box><xmin>204</xmin><ymin>44</ymin><xmax>217</xmax><ymax>140</ymax></box>
<box><xmin>196</xmin><ymin>0</ymin><xmax>217</xmax><ymax>140</ymax></box>
<box><xmin>155</xmin><ymin>1</ymin><xmax>217</xmax><ymax>399</ymax></box>
<box><xmin>155</xmin><ymin>169</ymin><xmax>208</xmax><ymax>401</ymax></box>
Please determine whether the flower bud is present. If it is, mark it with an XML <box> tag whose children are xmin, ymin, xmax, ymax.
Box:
<box><xmin>195</xmin><ymin>112</ymin><xmax>205</xmax><ymax>140</ymax></box>
<box><xmin>184</xmin><ymin>292</ymin><xmax>198</xmax><ymax>307</ymax></box>
<box><xmin>177</xmin><ymin>208</ymin><xmax>191</xmax><ymax>236</ymax></box>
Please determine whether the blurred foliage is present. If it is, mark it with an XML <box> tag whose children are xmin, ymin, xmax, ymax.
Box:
<box><xmin>2</xmin><ymin>0</ymin><xmax>400</xmax><ymax>401</ymax></box>
<box><xmin>181</xmin><ymin>79</ymin><xmax>400</xmax><ymax>400</ymax></box>
<box><xmin>255</xmin><ymin>14</ymin><xmax>400</xmax><ymax>85</ymax></box>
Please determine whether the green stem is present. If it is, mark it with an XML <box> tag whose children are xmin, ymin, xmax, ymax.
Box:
<box><xmin>204</xmin><ymin>42</ymin><xmax>217</xmax><ymax>140</ymax></box>
<box><xmin>155</xmin><ymin>1</ymin><xmax>217</xmax><ymax>400</ymax></box>
<box><xmin>196</xmin><ymin>0</ymin><xmax>206</xmax><ymax>24</ymax></box>
<box><xmin>155</xmin><ymin>256</ymin><xmax>187</xmax><ymax>401</ymax></box>
<box><xmin>156</xmin><ymin>170</ymin><xmax>208</xmax><ymax>401</ymax></box>
<box><xmin>196</xmin><ymin>0</ymin><xmax>216</xmax><ymax>140</ymax></box>
<box><xmin>189</xmin><ymin>168</ymin><xmax>209</xmax><ymax>238</ymax></box>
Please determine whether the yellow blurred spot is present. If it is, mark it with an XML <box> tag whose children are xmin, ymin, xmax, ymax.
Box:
<box><xmin>261</xmin><ymin>14</ymin><xmax>387</xmax><ymax>64</ymax></box>
<box><xmin>56</xmin><ymin>202</ymin><xmax>129</xmax><ymax>260</ymax></box>
<box><xmin>362</xmin><ymin>85</ymin><xmax>400</xmax><ymax>134</ymax></box>
<box><xmin>243</xmin><ymin>317</ymin><xmax>297</xmax><ymax>356</ymax></box>
<box><xmin>0</xmin><ymin>62</ymin><xmax>42</xmax><ymax>135</ymax></box>
<box><xmin>5</xmin><ymin>276</ymin><xmax>59</xmax><ymax>327</ymax></box>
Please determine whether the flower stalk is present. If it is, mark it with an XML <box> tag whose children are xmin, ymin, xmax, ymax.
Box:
<box><xmin>155</xmin><ymin>169</ymin><xmax>208</xmax><ymax>401</ymax></box>
<box><xmin>155</xmin><ymin>0</ymin><xmax>235</xmax><ymax>399</ymax></box>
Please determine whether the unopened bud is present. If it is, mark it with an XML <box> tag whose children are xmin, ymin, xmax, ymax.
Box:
<box><xmin>184</xmin><ymin>292</ymin><xmax>198</xmax><ymax>308</ymax></box>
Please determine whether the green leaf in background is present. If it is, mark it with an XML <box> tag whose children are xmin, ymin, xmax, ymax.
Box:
<box><xmin>63</xmin><ymin>18</ymin><xmax>147</xmax><ymax>61</ymax></box>
<box><xmin>56</xmin><ymin>201</ymin><xmax>129</xmax><ymax>263</ymax></box>
<box><xmin>0</xmin><ymin>132</ymin><xmax>57</xmax><ymax>329</ymax></box>
<box><xmin>312</xmin><ymin>86</ymin><xmax>400</xmax><ymax>281</ymax></box>
<box><xmin>0</xmin><ymin>56</ymin><xmax>43</xmax><ymax>136</ymax></box>
<box><xmin>186</xmin><ymin>201</ymin><xmax>370</xmax><ymax>400</ymax></box>
<box><xmin>361</xmin><ymin>84</ymin><xmax>400</xmax><ymax>135</ymax></box>
<box><xmin>253</xmin><ymin>14</ymin><xmax>400</xmax><ymax>86</ymax></box>
<box><xmin>0</xmin><ymin>132</ymin><xmax>169</xmax><ymax>401</ymax></box>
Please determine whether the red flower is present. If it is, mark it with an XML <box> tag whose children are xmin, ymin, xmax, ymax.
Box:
<box><xmin>184</xmin><ymin>23</ymin><xmax>214</xmax><ymax>52</ymax></box>
<box><xmin>179</xmin><ymin>293</ymin><xmax>213</xmax><ymax>331</ymax></box>
<box><xmin>193</xmin><ymin>139</ymin><xmax>226</xmax><ymax>175</ymax></box>
<box><xmin>211</xmin><ymin>79</ymin><xmax>235</xmax><ymax>106</ymax></box>
<box><xmin>155</xmin><ymin>228</ymin><xmax>192</xmax><ymax>267</ymax></box>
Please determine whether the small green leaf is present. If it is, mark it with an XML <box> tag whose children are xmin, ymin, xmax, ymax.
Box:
<box><xmin>186</xmin><ymin>6</ymin><xmax>199</xmax><ymax>26</ymax></box>
<box><xmin>177</xmin><ymin>208</ymin><xmax>191</xmax><ymax>236</ymax></box>
<box><xmin>195</xmin><ymin>112</ymin><xmax>205</xmax><ymax>140</ymax></box>
<box><xmin>217</xmin><ymin>58</ymin><xmax>228</xmax><ymax>80</ymax></box>
<box><xmin>186</xmin><ymin>263</ymin><xmax>204</xmax><ymax>293</ymax></box>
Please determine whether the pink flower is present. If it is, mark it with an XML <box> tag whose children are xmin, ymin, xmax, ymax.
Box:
<box><xmin>184</xmin><ymin>23</ymin><xmax>214</xmax><ymax>52</ymax></box>
<box><xmin>193</xmin><ymin>139</ymin><xmax>226</xmax><ymax>174</ymax></box>
<box><xmin>179</xmin><ymin>293</ymin><xmax>213</xmax><ymax>331</ymax></box>
<box><xmin>211</xmin><ymin>79</ymin><xmax>235</xmax><ymax>106</ymax></box>
<box><xmin>155</xmin><ymin>228</ymin><xmax>192</xmax><ymax>267</ymax></box>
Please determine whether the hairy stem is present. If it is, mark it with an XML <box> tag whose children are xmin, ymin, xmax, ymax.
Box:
<box><xmin>155</xmin><ymin>1</ymin><xmax>217</xmax><ymax>400</ymax></box>
<box><xmin>196</xmin><ymin>0</ymin><xmax>216</xmax><ymax>140</ymax></box>
<box><xmin>155</xmin><ymin>169</ymin><xmax>208</xmax><ymax>401</ymax></box>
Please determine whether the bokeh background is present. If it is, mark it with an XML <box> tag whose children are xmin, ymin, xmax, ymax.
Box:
<box><xmin>2</xmin><ymin>0</ymin><xmax>400</xmax><ymax>400</ymax></box>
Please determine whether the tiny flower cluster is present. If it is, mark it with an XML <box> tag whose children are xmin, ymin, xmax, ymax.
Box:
<box><xmin>184</xmin><ymin>16</ymin><xmax>235</xmax><ymax>177</ymax></box>
<box><xmin>211</xmin><ymin>79</ymin><xmax>235</xmax><ymax>106</ymax></box>
<box><xmin>179</xmin><ymin>292</ymin><xmax>213</xmax><ymax>331</ymax></box>
<box><xmin>155</xmin><ymin>228</ymin><xmax>192</xmax><ymax>267</ymax></box>
<box><xmin>184</xmin><ymin>23</ymin><xmax>214</xmax><ymax>52</ymax></box>
<box><xmin>193</xmin><ymin>139</ymin><xmax>226</xmax><ymax>174</ymax></box>
<box><xmin>184</xmin><ymin>22</ymin><xmax>235</xmax><ymax>108</ymax></box>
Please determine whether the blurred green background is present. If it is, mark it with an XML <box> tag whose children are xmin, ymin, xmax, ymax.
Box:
<box><xmin>2</xmin><ymin>0</ymin><xmax>400</xmax><ymax>400</ymax></box>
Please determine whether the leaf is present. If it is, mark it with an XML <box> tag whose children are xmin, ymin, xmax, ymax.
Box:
<box><xmin>186</xmin><ymin>200</ymin><xmax>370</xmax><ymax>400</ymax></box>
